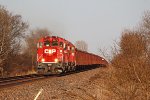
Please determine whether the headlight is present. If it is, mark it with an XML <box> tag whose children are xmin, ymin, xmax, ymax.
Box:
<box><xmin>41</xmin><ymin>58</ymin><xmax>45</xmax><ymax>62</ymax></box>
<box><xmin>54</xmin><ymin>58</ymin><xmax>58</xmax><ymax>63</ymax></box>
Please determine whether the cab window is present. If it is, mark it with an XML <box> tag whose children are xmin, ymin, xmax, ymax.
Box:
<box><xmin>52</xmin><ymin>40</ymin><xmax>58</xmax><ymax>46</ymax></box>
<box><xmin>71</xmin><ymin>47</ymin><xmax>75</xmax><ymax>52</ymax></box>
<box><xmin>64</xmin><ymin>44</ymin><xmax>67</xmax><ymax>50</ymax></box>
<box><xmin>63</xmin><ymin>43</ymin><xmax>66</xmax><ymax>49</ymax></box>
<box><xmin>60</xmin><ymin>42</ymin><xmax>63</xmax><ymax>47</ymax></box>
<box><xmin>68</xmin><ymin>46</ymin><xmax>70</xmax><ymax>50</ymax></box>
<box><xmin>37</xmin><ymin>42</ymin><xmax>43</xmax><ymax>48</ymax></box>
<box><xmin>44</xmin><ymin>40</ymin><xmax>50</xmax><ymax>47</ymax></box>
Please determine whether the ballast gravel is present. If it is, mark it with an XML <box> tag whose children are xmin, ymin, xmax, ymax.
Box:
<box><xmin>0</xmin><ymin>67</ymin><xmax>110</xmax><ymax>100</ymax></box>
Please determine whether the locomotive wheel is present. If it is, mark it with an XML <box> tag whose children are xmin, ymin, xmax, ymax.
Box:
<box><xmin>68</xmin><ymin>65</ymin><xmax>71</xmax><ymax>72</ymax></box>
<box><xmin>70</xmin><ymin>66</ymin><xmax>73</xmax><ymax>71</ymax></box>
<box><xmin>70</xmin><ymin>63</ymin><xmax>76</xmax><ymax>71</ymax></box>
<box><xmin>72</xmin><ymin>66</ymin><xmax>76</xmax><ymax>71</ymax></box>
<box><xmin>64</xmin><ymin>65</ymin><xmax>68</xmax><ymax>73</ymax></box>
<box><xmin>61</xmin><ymin>63</ymin><xmax>66</xmax><ymax>73</ymax></box>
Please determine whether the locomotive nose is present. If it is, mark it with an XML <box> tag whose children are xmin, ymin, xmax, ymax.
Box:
<box><xmin>42</xmin><ymin>47</ymin><xmax>60</xmax><ymax>63</ymax></box>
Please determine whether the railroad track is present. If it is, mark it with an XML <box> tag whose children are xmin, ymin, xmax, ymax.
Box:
<box><xmin>0</xmin><ymin>74</ymin><xmax>51</xmax><ymax>88</ymax></box>
<box><xmin>0</xmin><ymin>65</ymin><xmax>104</xmax><ymax>88</ymax></box>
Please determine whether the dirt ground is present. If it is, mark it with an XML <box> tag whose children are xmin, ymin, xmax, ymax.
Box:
<box><xmin>0</xmin><ymin>66</ymin><xmax>111</xmax><ymax>100</ymax></box>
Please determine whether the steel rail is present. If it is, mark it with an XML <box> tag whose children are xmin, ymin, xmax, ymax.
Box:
<box><xmin>0</xmin><ymin>74</ymin><xmax>51</xmax><ymax>88</ymax></box>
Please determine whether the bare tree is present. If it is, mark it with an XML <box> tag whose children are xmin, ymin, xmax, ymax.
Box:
<box><xmin>142</xmin><ymin>10</ymin><xmax>150</xmax><ymax>32</ymax></box>
<box><xmin>108</xmin><ymin>12</ymin><xmax>150</xmax><ymax>99</ymax></box>
<box><xmin>141</xmin><ymin>11</ymin><xmax>150</xmax><ymax>64</ymax></box>
<box><xmin>23</xmin><ymin>28</ymin><xmax>52</xmax><ymax>67</ymax></box>
<box><xmin>94</xmin><ymin>10</ymin><xmax>150</xmax><ymax>99</ymax></box>
<box><xmin>0</xmin><ymin>6</ymin><xmax>28</xmax><ymax>76</ymax></box>
<box><xmin>75</xmin><ymin>40</ymin><xmax>88</xmax><ymax>51</ymax></box>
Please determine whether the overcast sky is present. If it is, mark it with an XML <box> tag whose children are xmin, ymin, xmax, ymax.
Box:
<box><xmin>0</xmin><ymin>0</ymin><xmax>150</xmax><ymax>55</ymax></box>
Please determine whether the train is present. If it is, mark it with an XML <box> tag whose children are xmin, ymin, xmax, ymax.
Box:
<box><xmin>36</xmin><ymin>36</ymin><xmax>108</xmax><ymax>74</ymax></box>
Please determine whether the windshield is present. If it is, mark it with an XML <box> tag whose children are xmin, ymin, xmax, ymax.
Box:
<box><xmin>52</xmin><ymin>41</ymin><xmax>58</xmax><ymax>46</ymax></box>
<box><xmin>44</xmin><ymin>40</ymin><xmax>50</xmax><ymax>47</ymax></box>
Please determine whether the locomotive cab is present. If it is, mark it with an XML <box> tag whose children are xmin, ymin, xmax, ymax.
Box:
<box><xmin>37</xmin><ymin>36</ymin><xmax>76</xmax><ymax>74</ymax></box>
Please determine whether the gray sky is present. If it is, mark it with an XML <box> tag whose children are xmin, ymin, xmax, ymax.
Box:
<box><xmin>0</xmin><ymin>0</ymin><xmax>150</xmax><ymax>54</ymax></box>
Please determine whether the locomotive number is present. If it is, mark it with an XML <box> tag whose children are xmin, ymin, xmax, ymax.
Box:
<box><xmin>44</xmin><ymin>49</ymin><xmax>56</xmax><ymax>54</ymax></box>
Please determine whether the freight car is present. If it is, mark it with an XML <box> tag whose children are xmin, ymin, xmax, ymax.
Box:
<box><xmin>36</xmin><ymin>36</ymin><xmax>108</xmax><ymax>74</ymax></box>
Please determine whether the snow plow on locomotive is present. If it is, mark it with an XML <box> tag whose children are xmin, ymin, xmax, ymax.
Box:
<box><xmin>36</xmin><ymin>36</ymin><xmax>108</xmax><ymax>74</ymax></box>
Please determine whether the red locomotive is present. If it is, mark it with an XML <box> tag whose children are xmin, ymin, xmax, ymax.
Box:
<box><xmin>37</xmin><ymin>36</ymin><xmax>108</xmax><ymax>74</ymax></box>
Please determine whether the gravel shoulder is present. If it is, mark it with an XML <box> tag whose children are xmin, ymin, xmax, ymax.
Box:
<box><xmin>0</xmin><ymin>66</ymin><xmax>110</xmax><ymax>100</ymax></box>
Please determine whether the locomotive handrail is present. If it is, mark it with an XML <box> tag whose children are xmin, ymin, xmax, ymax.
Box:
<box><xmin>37</xmin><ymin>54</ymin><xmax>43</xmax><ymax>61</ymax></box>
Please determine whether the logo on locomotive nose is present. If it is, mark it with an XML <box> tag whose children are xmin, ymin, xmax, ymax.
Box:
<box><xmin>44</xmin><ymin>49</ymin><xmax>56</xmax><ymax>54</ymax></box>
